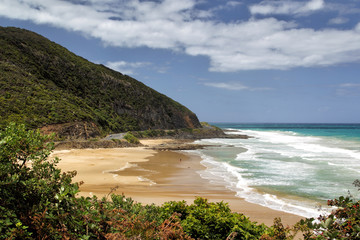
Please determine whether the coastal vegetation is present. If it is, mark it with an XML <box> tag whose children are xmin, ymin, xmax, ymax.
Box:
<box><xmin>0</xmin><ymin>26</ymin><xmax>201</xmax><ymax>139</ymax></box>
<box><xmin>2</xmin><ymin>123</ymin><xmax>360</xmax><ymax>239</ymax></box>
<box><xmin>123</xmin><ymin>132</ymin><xmax>140</xmax><ymax>144</ymax></box>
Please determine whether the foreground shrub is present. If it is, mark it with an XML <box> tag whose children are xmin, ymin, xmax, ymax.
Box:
<box><xmin>161</xmin><ymin>197</ymin><xmax>270</xmax><ymax>239</ymax></box>
<box><xmin>0</xmin><ymin>123</ymin><xmax>80</xmax><ymax>239</ymax></box>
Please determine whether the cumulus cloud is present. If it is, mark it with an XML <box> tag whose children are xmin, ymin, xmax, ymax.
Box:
<box><xmin>249</xmin><ymin>0</ymin><xmax>325</xmax><ymax>16</ymax></box>
<box><xmin>1</xmin><ymin>0</ymin><xmax>360</xmax><ymax>72</ymax></box>
<box><xmin>306</xmin><ymin>0</ymin><xmax>324</xmax><ymax>11</ymax></box>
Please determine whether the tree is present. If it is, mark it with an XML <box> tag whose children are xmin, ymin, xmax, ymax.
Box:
<box><xmin>0</xmin><ymin>123</ymin><xmax>79</xmax><ymax>238</ymax></box>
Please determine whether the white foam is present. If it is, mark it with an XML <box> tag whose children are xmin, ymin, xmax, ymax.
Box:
<box><xmin>234</xmin><ymin>129</ymin><xmax>360</xmax><ymax>173</ymax></box>
<box><xmin>189</xmin><ymin>149</ymin><xmax>321</xmax><ymax>218</ymax></box>
<box><xmin>235</xmin><ymin>147</ymin><xmax>258</xmax><ymax>161</ymax></box>
<box><xmin>194</xmin><ymin>151</ymin><xmax>253</xmax><ymax>193</ymax></box>
<box><xmin>195</xmin><ymin>137</ymin><xmax>247</xmax><ymax>148</ymax></box>
<box><xmin>103</xmin><ymin>162</ymin><xmax>137</xmax><ymax>174</ymax></box>
<box><xmin>137</xmin><ymin>176</ymin><xmax>156</xmax><ymax>186</ymax></box>
<box><xmin>192</xmin><ymin>130</ymin><xmax>348</xmax><ymax>218</ymax></box>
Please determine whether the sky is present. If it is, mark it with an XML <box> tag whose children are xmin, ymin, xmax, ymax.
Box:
<box><xmin>0</xmin><ymin>0</ymin><xmax>360</xmax><ymax>123</ymax></box>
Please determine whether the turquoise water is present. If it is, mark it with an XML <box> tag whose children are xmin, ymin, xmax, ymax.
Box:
<box><xmin>216</xmin><ymin>123</ymin><xmax>360</xmax><ymax>141</ymax></box>
<box><xmin>192</xmin><ymin>123</ymin><xmax>360</xmax><ymax>218</ymax></box>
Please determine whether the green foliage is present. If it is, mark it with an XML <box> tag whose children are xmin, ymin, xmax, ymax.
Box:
<box><xmin>131</xmin><ymin>129</ymin><xmax>167</xmax><ymax>138</ymax></box>
<box><xmin>200</xmin><ymin>122</ymin><xmax>222</xmax><ymax>131</ymax></box>
<box><xmin>259</xmin><ymin>217</ymin><xmax>306</xmax><ymax>240</ymax></box>
<box><xmin>123</xmin><ymin>132</ymin><xmax>140</xmax><ymax>144</ymax></box>
<box><xmin>0</xmin><ymin>122</ymin><xmax>80</xmax><ymax>239</ymax></box>
<box><xmin>111</xmin><ymin>138</ymin><xmax>122</xmax><ymax>144</ymax></box>
<box><xmin>161</xmin><ymin>197</ymin><xmax>269</xmax><ymax>239</ymax></box>
<box><xmin>200</xmin><ymin>122</ymin><xmax>211</xmax><ymax>127</ymax></box>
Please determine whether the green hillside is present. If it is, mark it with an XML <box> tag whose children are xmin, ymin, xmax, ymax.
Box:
<box><xmin>0</xmin><ymin>27</ymin><xmax>201</xmax><ymax>137</ymax></box>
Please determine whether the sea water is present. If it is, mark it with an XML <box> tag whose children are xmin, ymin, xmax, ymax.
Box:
<box><xmin>192</xmin><ymin>123</ymin><xmax>360</xmax><ymax>218</ymax></box>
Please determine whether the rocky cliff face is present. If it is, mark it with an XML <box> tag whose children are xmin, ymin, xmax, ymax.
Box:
<box><xmin>0</xmin><ymin>27</ymin><xmax>201</xmax><ymax>138</ymax></box>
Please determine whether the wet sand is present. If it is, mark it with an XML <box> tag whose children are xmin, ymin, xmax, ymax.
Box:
<box><xmin>53</xmin><ymin>139</ymin><xmax>303</xmax><ymax>226</ymax></box>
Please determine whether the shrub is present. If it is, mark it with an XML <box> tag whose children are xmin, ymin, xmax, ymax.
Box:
<box><xmin>123</xmin><ymin>132</ymin><xmax>140</xmax><ymax>144</ymax></box>
<box><xmin>200</xmin><ymin>122</ymin><xmax>211</xmax><ymax>127</ymax></box>
<box><xmin>0</xmin><ymin>122</ymin><xmax>80</xmax><ymax>238</ymax></box>
<box><xmin>161</xmin><ymin>197</ymin><xmax>269</xmax><ymax>239</ymax></box>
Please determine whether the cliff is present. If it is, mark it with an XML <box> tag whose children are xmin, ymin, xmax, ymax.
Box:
<box><xmin>0</xmin><ymin>27</ymin><xmax>201</xmax><ymax>138</ymax></box>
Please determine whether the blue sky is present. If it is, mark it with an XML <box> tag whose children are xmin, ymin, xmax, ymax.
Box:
<box><xmin>1</xmin><ymin>0</ymin><xmax>360</xmax><ymax>123</ymax></box>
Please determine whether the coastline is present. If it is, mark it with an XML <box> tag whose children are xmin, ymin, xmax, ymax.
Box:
<box><xmin>54</xmin><ymin>139</ymin><xmax>303</xmax><ymax>227</ymax></box>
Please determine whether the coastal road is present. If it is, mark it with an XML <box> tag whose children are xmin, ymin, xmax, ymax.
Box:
<box><xmin>103</xmin><ymin>133</ymin><xmax>126</xmax><ymax>140</ymax></box>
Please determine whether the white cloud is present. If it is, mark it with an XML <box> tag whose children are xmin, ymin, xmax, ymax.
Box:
<box><xmin>210</xmin><ymin>0</ymin><xmax>242</xmax><ymax>12</ymax></box>
<box><xmin>227</xmin><ymin>1</ymin><xmax>242</xmax><ymax>8</ymax></box>
<box><xmin>187</xmin><ymin>18</ymin><xmax>360</xmax><ymax>71</ymax></box>
<box><xmin>249</xmin><ymin>0</ymin><xmax>324</xmax><ymax>16</ymax></box>
<box><xmin>329</xmin><ymin>17</ymin><xmax>349</xmax><ymax>25</ymax></box>
<box><xmin>204</xmin><ymin>82</ymin><xmax>248</xmax><ymax>90</ymax></box>
<box><xmin>203</xmin><ymin>82</ymin><xmax>272</xmax><ymax>91</ymax></box>
<box><xmin>1</xmin><ymin>0</ymin><xmax>360</xmax><ymax>72</ymax></box>
<box><xmin>105</xmin><ymin>61</ymin><xmax>150</xmax><ymax>75</ymax></box>
<box><xmin>305</xmin><ymin>0</ymin><xmax>324</xmax><ymax>11</ymax></box>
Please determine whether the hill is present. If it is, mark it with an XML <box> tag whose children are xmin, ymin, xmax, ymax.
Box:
<box><xmin>0</xmin><ymin>27</ymin><xmax>201</xmax><ymax>138</ymax></box>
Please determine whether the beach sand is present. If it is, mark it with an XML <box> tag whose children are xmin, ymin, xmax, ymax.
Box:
<box><xmin>53</xmin><ymin>139</ymin><xmax>303</xmax><ymax>227</ymax></box>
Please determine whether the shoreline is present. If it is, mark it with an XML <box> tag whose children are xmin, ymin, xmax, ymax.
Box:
<box><xmin>54</xmin><ymin>139</ymin><xmax>304</xmax><ymax>227</ymax></box>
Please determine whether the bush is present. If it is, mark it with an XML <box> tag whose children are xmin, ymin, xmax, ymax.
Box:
<box><xmin>161</xmin><ymin>197</ymin><xmax>269</xmax><ymax>239</ymax></box>
<box><xmin>123</xmin><ymin>132</ymin><xmax>140</xmax><ymax>144</ymax></box>
<box><xmin>0</xmin><ymin>122</ymin><xmax>80</xmax><ymax>238</ymax></box>
<box><xmin>200</xmin><ymin>122</ymin><xmax>211</xmax><ymax>127</ymax></box>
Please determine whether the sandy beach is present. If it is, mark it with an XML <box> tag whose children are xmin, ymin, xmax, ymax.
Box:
<box><xmin>53</xmin><ymin>139</ymin><xmax>303</xmax><ymax>227</ymax></box>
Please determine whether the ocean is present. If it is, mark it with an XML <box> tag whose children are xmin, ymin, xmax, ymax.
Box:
<box><xmin>191</xmin><ymin>123</ymin><xmax>360</xmax><ymax>218</ymax></box>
